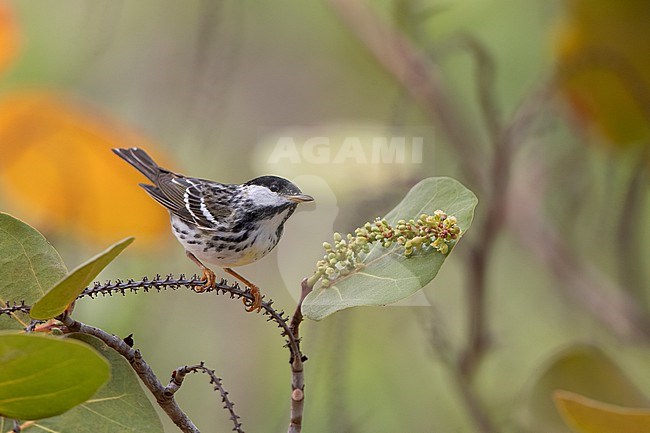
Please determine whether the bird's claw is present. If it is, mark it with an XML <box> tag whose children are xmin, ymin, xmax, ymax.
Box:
<box><xmin>195</xmin><ymin>268</ymin><xmax>216</xmax><ymax>292</ymax></box>
<box><xmin>244</xmin><ymin>285</ymin><xmax>262</xmax><ymax>313</ymax></box>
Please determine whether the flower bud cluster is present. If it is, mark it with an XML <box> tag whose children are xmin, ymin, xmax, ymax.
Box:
<box><xmin>315</xmin><ymin>210</ymin><xmax>461</xmax><ymax>287</ymax></box>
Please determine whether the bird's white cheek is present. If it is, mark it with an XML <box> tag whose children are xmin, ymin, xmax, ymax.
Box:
<box><xmin>245</xmin><ymin>185</ymin><xmax>286</xmax><ymax>207</ymax></box>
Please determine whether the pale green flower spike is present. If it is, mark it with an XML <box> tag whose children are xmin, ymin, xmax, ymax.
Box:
<box><xmin>311</xmin><ymin>210</ymin><xmax>462</xmax><ymax>288</ymax></box>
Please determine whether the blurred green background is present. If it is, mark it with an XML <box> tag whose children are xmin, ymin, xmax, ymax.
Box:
<box><xmin>0</xmin><ymin>0</ymin><xmax>649</xmax><ymax>432</ymax></box>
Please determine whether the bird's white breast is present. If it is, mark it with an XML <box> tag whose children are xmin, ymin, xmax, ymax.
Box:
<box><xmin>170</xmin><ymin>208</ymin><xmax>292</xmax><ymax>268</ymax></box>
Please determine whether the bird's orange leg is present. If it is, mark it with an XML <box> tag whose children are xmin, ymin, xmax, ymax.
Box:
<box><xmin>186</xmin><ymin>251</ymin><xmax>216</xmax><ymax>292</ymax></box>
<box><xmin>224</xmin><ymin>268</ymin><xmax>262</xmax><ymax>313</ymax></box>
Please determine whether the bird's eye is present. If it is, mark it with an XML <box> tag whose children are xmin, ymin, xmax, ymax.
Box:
<box><xmin>269</xmin><ymin>183</ymin><xmax>279</xmax><ymax>192</ymax></box>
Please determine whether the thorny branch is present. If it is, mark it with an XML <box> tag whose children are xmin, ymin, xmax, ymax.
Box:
<box><xmin>165</xmin><ymin>363</ymin><xmax>243</xmax><ymax>433</ymax></box>
<box><xmin>77</xmin><ymin>274</ymin><xmax>302</xmax><ymax>360</ymax></box>
<box><xmin>1</xmin><ymin>274</ymin><xmax>309</xmax><ymax>433</ymax></box>
<box><xmin>59</xmin><ymin>314</ymin><xmax>200</xmax><ymax>433</ymax></box>
<box><xmin>0</xmin><ymin>302</ymin><xmax>30</xmax><ymax>316</ymax></box>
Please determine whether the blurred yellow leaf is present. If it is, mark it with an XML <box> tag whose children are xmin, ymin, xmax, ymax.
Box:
<box><xmin>555</xmin><ymin>0</ymin><xmax>650</xmax><ymax>148</ymax></box>
<box><xmin>0</xmin><ymin>92</ymin><xmax>171</xmax><ymax>245</ymax></box>
<box><xmin>555</xmin><ymin>390</ymin><xmax>650</xmax><ymax>433</ymax></box>
<box><xmin>0</xmin><ymin>0</ymin><xmax>19</xmax><ymax>74</ymax></box>
<box><xmin>521</xmin><ymin>344</ymin><xmax>649</xmax><ymax>433</ymax></box>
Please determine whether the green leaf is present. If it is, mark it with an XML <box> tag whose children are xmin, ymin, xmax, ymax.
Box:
<box><xmin>522</xmin><ymin>344</ymin><xmax>650</xmax><ymax>433</ymax></box>
<box><xmin>0</xmin><ymin>332</ymin><xmax>110</xmax><ymax>420</ymax></box>
<box><xmin>0</xmin><ymin>213</ymin><xmax>67</xmax><ymax>330</ymax></box>
<box><xmin>302</xmin><ymin>177</ymin><xmax>478</xmax><ymax>320</ymax></box>
<box><xmin>32</xmin><ymin>333</ymin><xmax>164</xmax><ymax>433</ymax></box>
<box><xmin>555</xmin><ymin>390</ymin><xmax>650</xmax><ymax>433</ymax></box>
<box><xmin>30</xmin><ymin>237</ymin><xmax>134</xmax><ymax>320</ymax></box>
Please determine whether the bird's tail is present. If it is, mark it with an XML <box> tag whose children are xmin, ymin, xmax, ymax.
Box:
<box><xmin>112</xmin><ymin>148</ymin><xmax>162</xmax><ymax>183</ymax></box>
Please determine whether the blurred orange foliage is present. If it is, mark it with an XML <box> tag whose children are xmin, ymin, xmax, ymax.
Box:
<box><xmin>0</xmin><ymin>0</ymin><xmax>19</xmax><ymax>73</ymax></box>
<box><xmin>0</xmin><ymin>92</ymin><xmax>171</xmax><ymax>246</ymax></box>
<box><xmin>555</xmin><ymin>0</ymin><xmax>650</xmax><ymax>149</ymax></box>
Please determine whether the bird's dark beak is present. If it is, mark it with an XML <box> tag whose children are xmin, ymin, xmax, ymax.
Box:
<box><xmin>286</xmin><ymin>193</ymin><xmax>314</xmax><ymax>203</ymax></box>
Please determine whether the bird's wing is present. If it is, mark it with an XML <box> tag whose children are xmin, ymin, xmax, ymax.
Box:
<box><xmin>138</xmin><ymin>171</ymin><xmax>196</xmax><ymax>224</ymax></box>
<box><xmin>155</xmin><ymin>171</ymin><xmax>188</xmax><ymax>210</ymax></box>
<box><xmin>113</xmin><ymin>148</ymin><xmax>231</xmax><ymax>227</ymax></box>
<box><xmin>170</xmin><ymin>177</ymin><xmax>236</xmax><ymax>229</ymax></box>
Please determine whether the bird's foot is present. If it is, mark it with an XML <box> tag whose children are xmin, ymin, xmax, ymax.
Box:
<box><xmin>223</xmin><ymin>267</ymin><xmax>262</xmax><ymax>313</ymax></box>
<box><xmin>243</xmin><ymin>285</ymin><xmax>262</xmax><ymax>313</ymax></box>
<box><xmin>186</xmin><ymin>251</ymin><xmax>217</xmax><ymax>292</ymax></box>
<box><xmin>195</xmin><ymin>268</ymin><xmax>216</xmax><ymax>293</ymax></box>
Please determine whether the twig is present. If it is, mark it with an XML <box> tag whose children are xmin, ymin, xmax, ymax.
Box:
<box><xmin>326</xmin><ymin>0</ymin><xmax>485</xmax><ymax>186</ymax></box>
<box><xmin>458</xmin><ymin>81</ymin><xmax>554</xmax><ymax>377</ymax></box>
<box><xmin>509</xmin><ymin>157</ymin><xmax>650</xmax><ymax>339</ymax></box>
<box><xmin>165</xmin><ymin>363</ymin><xmax>243</xmax><ymax>433</ymax></box>
<box><xmin>434</xmin><ymin>34</ymin><xmax>501</xmax><ymax>142</ymax></box>
<box><xmin>286</xmin><ymin>279</ymin><xmax>313</xmax><ymax>433</ymax></box>
<box><xmin>0</xmin><ymin>302</ymin><xmax>30</xmax><ymax>317</ymax></box>
<box><xmin>0</xmin><ymin>301</ymin><xmax>31</xmax><ymax>329</ymax></box>
<box><xmin>2</xmin><ymin>420</ymin><xmax>34</xmax><ymax>433</ymax></box>
<box><xmin>616</xmin><ymin>154</ymin><xmax>648</xmax><ymax>305</ymax></box>
<box><xmin>425</xmin><ymin>313</ymin><xmax>495</xmax><ymax>433</ymax></box>
<box><xmin>460</xmin><ymin>247</ymin><xmax>491</xmax><ymax>377</ymax></box>
<box><xmin>59</xmin><ymin>315</ymin><xmax>201</xmax><ymax>433</ymax></box>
